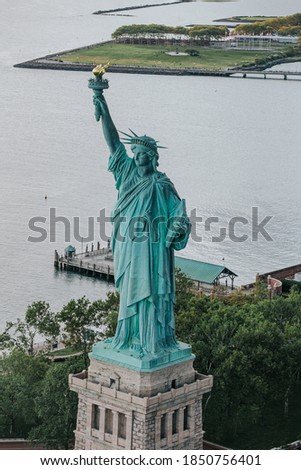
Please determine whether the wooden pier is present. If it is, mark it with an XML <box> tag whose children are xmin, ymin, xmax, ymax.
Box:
<box><xmin>54</xmin><ymin>246</ymin><xmax>114</xmax><ymax>281</ymax></box>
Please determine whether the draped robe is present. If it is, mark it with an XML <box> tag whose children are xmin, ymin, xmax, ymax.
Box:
<box><xmin>108</xmin><ymin>144</ymin><xmax>190</xmax><ymax>354</ymax></box>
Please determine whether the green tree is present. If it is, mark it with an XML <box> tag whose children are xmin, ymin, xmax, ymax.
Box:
<box><xmin>0</xmin><ymin>301</ymin><xmax>59</xmax><ymax>355</ymax></box>
<box><xmin>99</xmin><ymin>291</ymin><xmax>120</xmax><ymax>339</ymax></box>
<box><xmin>0</xmin><ymin>351</ymin><xmax>49</xmax><ymax>437</ymax></box>
<box><xmin>28</xmin><ymin>357</ymin><xmax>84</xmax><ymax>449</ymax></box>
<box><xmin>175</xmin><ymin>287</ymin><xmax>301</xmax><ymax>447</ymax></box>
<box><xmin>58</xmin><ymin>297</ymin><xmax>107</xmax><ymax>367</ymax></box>
<box><xmin>251</xmin><ymin>279</ymin><xmax>269</xmax><ymax>301</ymax></box>
<box><xmin>174</xmin><ymin>267</ymin><xmax>194</xmax><ymax>315</ymax></box>
<box><xmin>25</xmin><ymin>301</ymin><xmax>60</xmax><ymax>346</ymax></box>
<box><xmin>278</xmin><ymin>26</ymin><xmax>301</xmax><ymax>36</ymax></box>
<box><xmin>189</xmin><ymin>26</ymin><xmax>228</xmax><ymax>42</ymax></box>
<box><xmin>234</xmin><ymin>14</ymin><xmax>301</xmax><ymax>36</ymax></box>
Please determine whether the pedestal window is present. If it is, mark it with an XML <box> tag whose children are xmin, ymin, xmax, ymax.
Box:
<box><xmin>105</xmin><ymin>409</ymin><xmax>113</xmax><ymax>434</ymax></box>
<box><xmin>92</xmin><ymin>405</ymin><xmax>100</xmax><ymax>430</ymax></box>
<box><xmin>160</xmin><ymin>414</ymin><xmax>167</xmax><ymax>439</ymax></box>
<box><xmin>172</xmin><ymin>410</ymin><xmax>179</xmax><ymax>435</ymax></box>
<box><xmin>184</xmin><ymin>406</ymin><xmax>190</xmax><ymax>431</ymax></box>
<box><xmin>118</xmin><ymin>413</ymin><xmax>127</xmax><ymax>439</ymax></box>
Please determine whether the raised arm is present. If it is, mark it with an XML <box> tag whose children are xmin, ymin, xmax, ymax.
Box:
<box><xmin>93</xmin><ymin>94</ymin><xmax>120</xmax><ymax>155</ymax></box>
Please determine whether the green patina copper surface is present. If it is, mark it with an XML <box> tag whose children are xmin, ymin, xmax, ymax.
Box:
<box><xmin>88</xmin><ymin>69</ymin><xmax>191</xmax><ymax>368</ymax></box>
<box><xmin>90</xmin><ymin>340</ymin><xmax>194</xmax><ymax>372</ymax></box>
<box><xmin>64</xmin><ymin>245</ymin><xmax>76</xmax><ymax>254</ymax></box>
<box><xmin>175</xmin><ymin>257</ymin><xmax>236</xmax><ymax>284</ymax></box>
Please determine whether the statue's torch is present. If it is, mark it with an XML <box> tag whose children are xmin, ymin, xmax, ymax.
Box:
<box><xmin>88</xmin><ymin>63</ymin><xmax>110</xmax><ymax>121</ymax></box>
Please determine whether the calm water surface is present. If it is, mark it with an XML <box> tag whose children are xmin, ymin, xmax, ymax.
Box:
<box><xmin>1</xmin><ymin>0</ymin><xmax>301</xmax><ymax>330</ymax></box>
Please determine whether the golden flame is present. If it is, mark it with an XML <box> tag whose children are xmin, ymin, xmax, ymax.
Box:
<box><xmin>92</xmin><ymin>62</ymin><xmax>111</xmax><ymax>77</ymax></box>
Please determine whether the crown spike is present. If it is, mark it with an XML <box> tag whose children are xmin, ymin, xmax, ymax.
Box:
<box><xmin>120</xmin><ymin>131</ymin><xmax>166</xmax><ymax>152</ymax></box>
<box><xmin>119</xmin><ymin>130</ymin><xmax>134</xmax><ymax>139</ymax></box>
<box><xmin>129</xmin><ymin>128</ymin><xmax>138</xmax><ymax>137</ymax></box>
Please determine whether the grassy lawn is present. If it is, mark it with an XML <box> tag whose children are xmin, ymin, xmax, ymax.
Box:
<box><xmin>54</xmin><ymin>42</ymin><xmax>280</xmax><ymax>70</ymax></box>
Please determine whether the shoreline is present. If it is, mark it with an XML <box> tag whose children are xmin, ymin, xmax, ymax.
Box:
<box><xmin>14</xmin><ymin>52</ymin><xmax>301</xmax><ymax>78</ymax></box>
<box><xmin>14</xmin><ymin>57</ymin><xmax>233</xmax><ymax>77</ymax></box>
<box><xmin>214</xmin><ymin>16</ymin><xmax>278</xmax><ymax>24</ymax></box>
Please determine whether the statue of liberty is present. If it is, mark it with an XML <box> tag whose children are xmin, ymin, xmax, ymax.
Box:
<box><xmin>92</xmin><ymin>82</ymin><xmax>191</xmax><ymax>357</ymax></box>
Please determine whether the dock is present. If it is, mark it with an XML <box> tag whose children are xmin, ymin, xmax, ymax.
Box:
<box><xmin>54</xmin><ymin>245</ymin><xmax>114</xmax><ymax>281</ymax></box>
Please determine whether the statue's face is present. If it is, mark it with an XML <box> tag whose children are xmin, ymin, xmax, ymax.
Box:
<box><xmin>133</xmin><ymin>148</ymin><xmax>151</xmax><ymax>167</ymax></box>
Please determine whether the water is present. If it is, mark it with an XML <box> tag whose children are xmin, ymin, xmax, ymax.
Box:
<box><xmin>267</xmin><ymin>62</ymin><xmax>301</xmax><ymax>73</ymax></box>
<box><xmin>1</xmin><ymin>0</ymin><xmax>301</xmax><ymax>330</ymax></box>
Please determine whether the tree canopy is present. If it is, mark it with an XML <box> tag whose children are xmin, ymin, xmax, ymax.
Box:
<box><xmin>112</xmin><ymin>23</ymin><xmax>228</xmax><ymax>43</ymax></box>
<box><xmin>174</xmin><ymin>284</ymin><xmax>301</xmax><ymax>447</ymax></box>
<box><xmin>28</xmin><ymin>357</ymin><xmax>84</xmax><ymax>449</ymax></box>
<box><xmin>0</xmin><ymin>351</ymin><xmax>49</xmax><ymax>437</ymax></box>
<box><xmin>111</xmin><ymin>15</ymin><xmax>301</xmax><ymax>43</ymax></box>
<box><xmin>234</xmin><ymin>13</ymin><xmax>301</xmax><ymax>36</ymax></box>
<box><xmin>1</xmin><ymin>275</ymin><xmax>301</xmax><ymax>448</ymax></box>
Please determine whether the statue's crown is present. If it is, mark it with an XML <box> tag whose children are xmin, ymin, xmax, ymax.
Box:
<box><xmin>120</xmin><ymin>129</ymin><xmax>166</xmax><ymax>153</ymax></box>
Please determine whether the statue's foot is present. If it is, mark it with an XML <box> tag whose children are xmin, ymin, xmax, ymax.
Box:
<box><xmin>130</xmin><ymin>338</ymin><xmax>145</xmax><ymax>357</ymax></box>
<box><xmin>138</xmin><ymin>350</ymin><xmax>145</xmax><ymax>359</ymax></box>
<box><xmin>130</xmin><ymin>343</ymin><xmax>141</xmax><ymax>352</ymax></box>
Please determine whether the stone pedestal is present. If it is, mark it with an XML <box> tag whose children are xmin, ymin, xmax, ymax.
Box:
<box><xmin>69</xmin><ymin>340</ymin><xmax>213</xmax><ymax>450</ymax></box>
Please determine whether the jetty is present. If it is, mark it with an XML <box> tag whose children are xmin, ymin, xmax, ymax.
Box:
<box><xmin>93</xmin><ymin>1</ymin><xmax>182</xmax><ymax>15</ymax></box>
<box><xmin>54</xmin><ymin>243</ymin><xmax>114</xmax><ymax>281</ymax></box>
